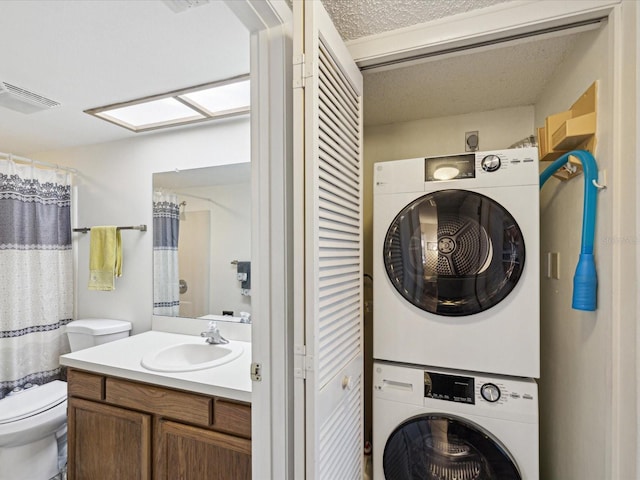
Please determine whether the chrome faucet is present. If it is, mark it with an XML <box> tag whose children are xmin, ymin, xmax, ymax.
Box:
<box><xmin>200</xmin><ymin>321</ymin><xmax>229</xmax><ymax>345</ymax></box>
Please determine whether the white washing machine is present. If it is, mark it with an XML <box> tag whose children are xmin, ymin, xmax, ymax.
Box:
<box><xmin>373</xmin><ymin>361</ymin><xmax>538</xmax><ymax>480</ymax></box>
<box><xmin>373</xmin><ymin>148</ymin><xmax>539</xmax><ymax>378</ymax></box>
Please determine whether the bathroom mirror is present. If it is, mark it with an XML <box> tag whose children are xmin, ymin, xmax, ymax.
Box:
<box><xmin>152</xmin><ymin>163</ymin><xmax>251</xmax><ymax>320</ymax></box>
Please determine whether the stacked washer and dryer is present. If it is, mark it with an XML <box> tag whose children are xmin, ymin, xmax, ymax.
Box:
<box><xmin>372</xmin><ymin>148</ymin><xmax>540</xmax><ymax>480</ymax></box>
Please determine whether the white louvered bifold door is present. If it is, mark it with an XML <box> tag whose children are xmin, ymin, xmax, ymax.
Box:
<box><xmin>293</xmin><ymin>1</ymin><xmax>364</xmax><ymax>479</ymax></box>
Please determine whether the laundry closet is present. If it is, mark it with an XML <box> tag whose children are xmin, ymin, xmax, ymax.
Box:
<box><xmin>359</xmin><ymin>9</ymin><xmax>626</xmax><ymax>479</ymax></box>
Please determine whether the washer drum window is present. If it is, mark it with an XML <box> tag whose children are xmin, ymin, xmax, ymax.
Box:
<box><xmin>383</xmin><ymin>415</ymin><xmax>521</xmax><ymax>480</ymax></box>
<box><xmin>383</xmin><ymin>190</ymin><xmax>525</xmax><ymax>316</ymax></box>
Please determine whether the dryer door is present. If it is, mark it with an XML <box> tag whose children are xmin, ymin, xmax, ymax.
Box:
<box><xmin>383</xmin><ymin>189</ymin><xmax>525</xmax><ymax>316</ymax></box>
<box><xmin>383</xmin><ymin>414</ymin><xmax>521</xmax><ymax>480</ymax></box>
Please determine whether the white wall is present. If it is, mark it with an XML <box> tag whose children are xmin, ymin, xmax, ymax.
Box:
<box><xmin>35</xmin><ymin>117</ymin><xmax>250</xmax><ymax>334</ymax></box>
<box><xmin>534</xmin><ymin>12</ymin><xmax>636</xmax><ymax>477</ymax></box>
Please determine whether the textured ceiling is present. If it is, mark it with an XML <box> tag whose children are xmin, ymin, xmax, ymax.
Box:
<box><xmin>363</xmin><ymin>32</ymin><xmax>585</xmax><ymax>126</ymax></box>
<box><xmin>322</xmin><ymin>0</ymin><xmax>517</xmax><ymax>41</ymax></box>
<box><xmin>320</xmin><ymin>0</ymin><xmax>589</xmax><ymax>127</ymax></box>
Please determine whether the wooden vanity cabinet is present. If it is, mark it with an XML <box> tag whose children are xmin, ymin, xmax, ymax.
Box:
<box><xmin>68</xmin><ymin>397</ymin><xmax>152</xmax><ymax>479</ymax></box>
<box><xmin>66</xmin><ymin>368</ymin><xmax>251</xmax><ymax>480</ymax></box>
<box><xmin>156</xmin><ymin>420</ymin><xmax>251</xmax><ymax>479</ymax></box>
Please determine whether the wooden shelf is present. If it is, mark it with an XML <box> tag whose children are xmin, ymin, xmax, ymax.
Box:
<box><xmin>537</xmin><ymin>82</ymin><xmax>597</xmax><ymax>182</ymax></box>
<box><xmin>552</xmin><ymin>112</ymin><xmax>596</xmax><ymax>151</ymax></box>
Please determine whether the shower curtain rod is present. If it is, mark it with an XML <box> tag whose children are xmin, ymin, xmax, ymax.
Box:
<box><xmin>0</xmin><ymin>151</ymin><xmax>79</xmax><ymax>174</ymax></box>
<box><xmin>155</xmin><ymin>188</ymin><xmax>219</xmax><ymax>205</ymax></box>
<box><xmin>170</xmin><ymin>190</ymin><xmax>216</xmax><ymax>204</ymax></box>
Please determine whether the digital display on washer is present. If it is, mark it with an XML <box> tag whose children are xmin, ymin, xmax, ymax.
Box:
<box><xmin>424</xmin><ymin>371</ymin><xmax>475</xmax><ymax>404</ymax></box>
<box><xmin>425</xmin><ymin>154</ymin><xmax>476</xmax><ymax>181</ymax></box>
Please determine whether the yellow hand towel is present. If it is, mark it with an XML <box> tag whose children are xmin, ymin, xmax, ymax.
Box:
<box><xmin>88</xmin><ymin>226</ymin><xmax>122</xmax><ymax>291</ymax></box>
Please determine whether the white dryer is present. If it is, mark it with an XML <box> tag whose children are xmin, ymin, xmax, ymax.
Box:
<box><xmin>373</xmin><ymin>361</ymin><xmax>538</xmax><ymax>480</ymax></box>
<box><xmin>373</xmin><ymin>148</ymin><xmax>539</xmax><ymax>378</ymax></box>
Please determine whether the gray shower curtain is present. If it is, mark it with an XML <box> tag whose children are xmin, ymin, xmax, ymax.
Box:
<box><xmin>153</xmin><ymin>192</ymin><xmax>180</xmax><ymax>316</ymax></box>
<box><xmin>0</xmin><ymin>160</ymin><xmax>73</xmax><ymax>399</ymax></box>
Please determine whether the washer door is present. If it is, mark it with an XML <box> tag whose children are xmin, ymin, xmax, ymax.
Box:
<box><xmin>383</xmin><ymin>189</ymin><xmax>525</xmax><ymax>316</ymax></box>
<box><xmin>383</xmin><ymin>415</ymin><xmax>521</xmax><ymax>480</ymax></box>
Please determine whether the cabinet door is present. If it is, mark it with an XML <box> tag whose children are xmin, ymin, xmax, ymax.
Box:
<box><xmin>155</xmin><ymin>419</ymin><xmax>251</xmax><ymax>480</ymax></box>
<box><xmin>67</xmin><ymin>397</ymin><xmax>151</xmax><ymax>480</ymax></box>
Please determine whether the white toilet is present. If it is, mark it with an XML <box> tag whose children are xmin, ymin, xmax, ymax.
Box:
<box><xmin>0</xmin><ymin>318</ymin><xmax>131</xmax><ymax>480</ymax></box>
<box><xmin>65</xmin><ymin>318</ymin><xmax>132</xmax><ymax>351</ymax></box>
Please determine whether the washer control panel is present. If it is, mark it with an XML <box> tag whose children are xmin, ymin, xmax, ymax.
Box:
<box><xmin>424</xmin><ymin>371</ymin><xmax>475</xmax><ymax>404</ymax></box>
<box><xmin>421</xmin><ymin>369</ymin><xmax>537</xmax><ymax>408</ymax></box>
<box><xmin>480</xmin><ymin>154</ymin><xmax>501</xmax><ymax>172</ymax></box>
<box><xmin>480</xmin><ymin>383</ymin><xmax>501</xmax><ymax>402</ymax></box>
<box><xmin>474</xmin><ymin>379</ymin><xmax>536</xmax><ymax>406</ymax></box>
<box><xmin>374</xmin><ymin>362</ymin><xmax>537</xmax><ymax>416</ymax></box>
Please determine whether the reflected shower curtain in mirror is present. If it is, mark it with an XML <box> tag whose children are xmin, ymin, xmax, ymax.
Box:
<box><xmin>0</xmin><ymin>160</ymin><xmax>73</xmax><ymax>399</ymax></box>
<box><xmin>153</xmin><ymin>192</ymin><xmax>180</xmax><ymax>316</ymax></box>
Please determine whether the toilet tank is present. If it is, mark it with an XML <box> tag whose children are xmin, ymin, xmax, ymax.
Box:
<box><xmin>66</xmin><ymin>319</ymin><xmax>132</xmax><ymax>351</ymax></box>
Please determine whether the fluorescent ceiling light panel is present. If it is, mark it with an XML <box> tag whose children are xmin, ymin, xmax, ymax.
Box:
<box><xmin>97</xmin><ymin>98</ymin><xmax>203</xmax><ymax>128</ymax></box>
<box><xmin>181</xmin><ymin>80</ymin><xmax>250</xmax><ymax>114</ymax></box>
<box><xmin>86</xmin><ymin>75</ymin><xmax>250</xmax><ymax>133</ymax></box>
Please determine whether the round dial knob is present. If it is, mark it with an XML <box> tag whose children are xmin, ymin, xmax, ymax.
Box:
<box><xmin>481</xmin><ymin>155</ymin><xmax>501</xmax><ymax>172</ymax></box>
<box><xmin>481</xmin><ymin>383</ymin><xmax>501</xmax><ymax>402</ymax></box>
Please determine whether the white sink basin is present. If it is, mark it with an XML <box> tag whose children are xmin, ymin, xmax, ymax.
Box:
<box><xmin>140</xmin><ymin>341</ymin><xmax>244</xmax><ymax>372</ymax></box>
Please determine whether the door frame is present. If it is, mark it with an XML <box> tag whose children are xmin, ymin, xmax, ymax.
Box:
<box><xmin>347</xmin><ymin>0</ymin><xmax>622</xmax><ymax>69</ymax></box>
<box><xmin>223</xmin><ymin>1</ymin><xmax>293</xmax><ymax>478</ymax></box>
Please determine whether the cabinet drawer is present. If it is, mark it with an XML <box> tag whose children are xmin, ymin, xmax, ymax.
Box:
<box><xmin>67</xmin><ymin>369</ymin><xmax>104</xmax><ymax>401</ymax></box>
<box><xmin>214</xmin><ymin>399</ymin><xmax>251</xmax><ymax>438</ymax></box>
<box><xmin>105</xmin><ymin>378</ymin><xmax>212</xmax><ymax>427</ymax></box>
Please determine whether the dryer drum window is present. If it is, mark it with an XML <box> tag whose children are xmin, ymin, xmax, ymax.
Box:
<box><xmin>382</xmin><ymin>415</ymin><xmax>521</xmax><ymax>480</ymax></box>
<box><xmin>383</xmin><ymin>190</ymin><xmax>525</xmax><ymax>316</ymax></box>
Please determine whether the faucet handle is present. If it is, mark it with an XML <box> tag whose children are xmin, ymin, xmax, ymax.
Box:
<box><xmin>207</xmin><ymin>321</ymin><xmax>218</xmax><ymax>332</ymax></box>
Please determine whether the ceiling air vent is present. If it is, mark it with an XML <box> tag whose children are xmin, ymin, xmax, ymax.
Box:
<box><xmin>0</xmin><ymin>82</ymin><xmax>60</xmax><ymax>114</ymax></box>
<box><xmin>162</xmin><ymin>0</ymin><xmax>210</xmax><ymax>13</ymax></box>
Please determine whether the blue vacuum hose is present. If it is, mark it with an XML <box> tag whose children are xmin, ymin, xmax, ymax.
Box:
<box><xmin>539</xmin><ymin>150</ymin><xmax>599</xmax><ymax>311</ymax></box>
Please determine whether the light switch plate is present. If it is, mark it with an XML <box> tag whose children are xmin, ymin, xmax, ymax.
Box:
<box><xmin>547</xmin><ymin>252</ymin><xmax>560</xmax><ymax>279</ymax></box>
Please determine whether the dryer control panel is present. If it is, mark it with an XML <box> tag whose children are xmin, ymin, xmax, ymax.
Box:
<box><xmin>374</xmin><ymin>147</ymin><xmax>539</xmax><ymax>196</ymax></box>
<box><xmin>425</xmin><ymin>154</ymin><xmax>476</xmax><ymax>181</ymax></box>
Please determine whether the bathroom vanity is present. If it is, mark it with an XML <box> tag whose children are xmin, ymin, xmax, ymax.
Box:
<box><xmin>60</xmin><ymin>330</ymin><xmax>252</xmax><ymax>480</ymax></box>
<box><xmin>66</xmin><ymin>369</ymin><xmax>250</xmax><ymax>479</ymax></box>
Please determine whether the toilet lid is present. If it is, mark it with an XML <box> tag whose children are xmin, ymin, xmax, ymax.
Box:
<box><xmin>66</xmin><ymin>319</ymin><xmax>132</xmax><ymax>335</ymax></box>
<box><xmin>0</xmin><ymin>380</ymin><xmax>67</xmax><ymax>424</ymax></box>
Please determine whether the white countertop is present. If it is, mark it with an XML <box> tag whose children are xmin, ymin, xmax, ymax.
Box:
<box><xmin>60</xmin><ymin>331</ymin><xmax>252</xmax><ymax>403</ymax></box>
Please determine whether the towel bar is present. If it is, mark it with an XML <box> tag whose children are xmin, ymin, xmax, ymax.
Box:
<box><xmin>73</xmin><ymin>225</ymin><xmax>147</xmax><ymax>234</ymax></box>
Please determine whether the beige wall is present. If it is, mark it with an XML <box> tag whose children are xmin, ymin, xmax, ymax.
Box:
<box><xmin>535</xmin><ymin>6</ymin><xmax>637</xmax><ymax>477</ymax></box>
<box><xmin>536</xmin><ymin>24</ymin><xmax>611</xmax><ymax>479</ymax></box>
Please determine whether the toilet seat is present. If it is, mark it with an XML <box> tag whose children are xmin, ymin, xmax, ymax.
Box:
<box><xmin>0</xmin><ymin>381</ymin><xmax>67</xmax><ymax>424</ymax></box>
